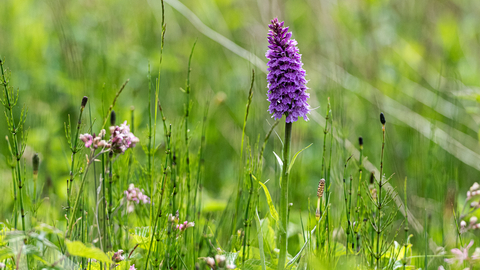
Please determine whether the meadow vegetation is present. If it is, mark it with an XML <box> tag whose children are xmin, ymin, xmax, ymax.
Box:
<box><xmin>1</xmin><ymin>0</ymin><xmax>480</xmax><ymax>269</ymax></box>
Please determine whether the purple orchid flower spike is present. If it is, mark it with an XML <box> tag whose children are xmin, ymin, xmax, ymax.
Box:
<box><xmin>266</xmin><ymin>18</ymin><xmax>310</xmax><ymax>123</ymax></box>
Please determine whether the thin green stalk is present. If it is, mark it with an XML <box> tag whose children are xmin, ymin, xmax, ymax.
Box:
<box><xmin>424</xmin><ymin>211</ymin><xmax>430</xmax><ymax>269</ymax></box>
<box><xmin>185</xmin><ymin>41</ymin><xmax>196</xmax><ymax>221</ymax></box>
<box><xmin>233</xmin><ymin>69</ymin><xmax>255</xmax><ymax>240</ymax></box>
<box><xmin>145</xmin><ymin>153</ymin><xmax>170</xmax><ymax>270</ymax></box>
<box><xmin>68</xmin><ymin>98</ymin><xmax>87</xmax><ymax>217</ymax></box>
<box><xmin>278</xmin><ymin>121</ymin><xmax>292</xmax><ymax>270</ymax></box>
<box><xmin>108</xmin><ymin>152</ymin><xmax>113</xmax><ymax>248</ymax></box>
<box><xmin>147</xmin><ymin>64</ymin><xmax>154</xmax><ymax>227</ymax></box>
<box><xmin>102</xmin><ymin>152</ymin><xmax>107</xmax><ymax>250</ymax></box>
<box><xmin>376</xmin><ymin>114</ymin><xmax>386</xmax><ymax>268</ymax></box>
<box><xmin>193</xmin><ymin>102</ymin><xmax>208</xmax><ymax>263</ymax></box>
<box><xmin>404</xmin><ymin>177</ymin><xmax>408</xmax><ymax>270</ymax></box>
<box><xmin>6</xmin><ymin>136</ymin><xmax>18</xmax><ymax>230</ymax></box>
<box><xmin>1</xmin><ymin>59</ymin><xmax>26</xmax><ymax>232</ymax></box>
<box><xmin>348</xmin><ymin>175</ymin><xmax>353</xmax><ymax>252</ymax></box>
<box><xmin>355</xmin><ymin>137</ymin><xmax>363</xmax><ymax>253</ymax></box>
<box><xmin>66</xmin><ymin>149</ymin><xmax>108</xmax><ymax>239</ymax></box>
<box><xmin>342</xmin><ymin>156</ymin><xmax>352</xmax><ymax>257</ymax></box>
<box><xmin>318</xmin><ymin>99</ymin><xmax>330</xmax><ymax>252</ymax></box>
<box><xmin>325</xmin><ymin>97</ymin><xmax>333</xmax><ymax>258</ymax></box>
<box><xmin>321</xmin><ymin>99</ymin><xmax>330</xmax><ymax>180</ymax></box>
<box><xmin>242</xmin><ymin>174</ymin><xmax>254</xmax><ymax>267</ymax></box>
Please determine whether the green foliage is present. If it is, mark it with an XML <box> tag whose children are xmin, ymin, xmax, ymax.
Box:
<box><xmin>65</xmin><ymin>240</ymin><xmax>111</xmax><ymax>264</ymax></box>
<box><xmin>1</xmin><ymin>0</ymin><xmax>480</xmax><ymax>269</ymax></box>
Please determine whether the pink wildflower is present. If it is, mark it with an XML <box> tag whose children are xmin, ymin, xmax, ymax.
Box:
<box><xmin>110</xmin><ymin>121</ymin><xmax>139</xmax><ymax>154</ymax></box>
<box><xmin>124</xmin><ymin>184</ymin><xmax>150</xmax><ymax>213</ymax></box>
<box><xmin>79</xmin><ymin>134</ymin><xmax>93</xmax><ymax>148</ymax></box>
<box><xmin>112</xmin><ymin>250</ymin><xmax>125</xmax><ymax>262</ymax></box>
<box><xmin>445</xmin><ymin>240</ymin><xmax>474</xmax><ymax>265</ymax></box>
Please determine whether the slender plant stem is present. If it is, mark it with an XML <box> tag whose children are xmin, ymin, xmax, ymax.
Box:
<box><xmin>404</xmin><ymin>177</ymin><xmax>408</xmax><ymax>270</ymax></box>
<box><xmin>278</xmin><ymin>121</ymin><xmax>292</xmax><ymax>270</ymax></box>
<box><xmin>66</xmin><ymin>150</ymin><xmax>107</xmax><ymax>239</ymax></box>
<box><xmin>1</xmin><ymin>59</ymin><xmax>26</xmax><ymax>232</ymax></box>
<box><xmin>6</xmin><ymin>136</ymin><xmax>18</xmax><ymax>230</ymax></box>
<box><xmin>232</xmin><ymin>69</ymin><xmax>255</xmax><ymax>243</ymax></box>
<box><xmin>355</xmin><ymin>138</ymin><xmax>363</xmax><ymax>253</ymax></box>
<box><xmin>68</xmin><ymin>102</ymin><xmax>86</xmax><ymax>217</ymax></box>
<box><xmin>376</xmin><ymin>121</ymin><xmax>386</xmax><ymax>268</ymax></box>
<box><xmin>342</xmin><ymin>156</ymin><xmax>352</xmax><ymax>257</ymax></box>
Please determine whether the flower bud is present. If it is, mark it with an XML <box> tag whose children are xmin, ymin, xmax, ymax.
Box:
<box><xmin>470</xmin><ymin>216</ymin><xmax>478</xmax><ymax>225</ymax></box>
<box><xmin>110</xmin><ymin>110</ymin><xmax>116</xmax><ymax>126</ymax></box>
<box><xmin>32</xmin><ymin>153</ymin><xmax>40</xmax><ymax>175</ymax></box>
<box><xmin>112</xmin><ymin>250</ymin><xmax>125</xmax><ymax>262</ymax></box>
<box><xmin>215</xmin><ymin>254</ymin><xmax>226</xmax><ymax>268</ymax></box>
<box><xmin>471</xmin><ymin>182</ymin><xmax>480</xmax><ymax>192</ymax></box>
<box><xmin>206</xmin><ymin>257</ymin><xmax>215</xmax><ymax>268</ymax></box>
<box><xmin>81</xmin><ymin>96</ymin><xmax>88</xmax><ymax>108</ymax></box>
<box><xmin>380</xmin><ymin>112</ymin><xmax>386</xmax><ymax>125</ymax></box>
<box><xmin>358</xmin><ymin>137</ymin><xmax>363</xmax><ymax>146</ymax></box>
<box><xmin>460</xmin><ymin>220</ymin><xmax>467</xmax><ymax>228</ymax></box>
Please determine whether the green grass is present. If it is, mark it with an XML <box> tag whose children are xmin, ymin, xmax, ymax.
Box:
<box><xmin>1</xmin><ymin>0</ymin><xmax>480</xmax><ymax>269</ymax></box>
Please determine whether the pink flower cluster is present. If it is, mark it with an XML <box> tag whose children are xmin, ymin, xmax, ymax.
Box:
<box><xmin>461</xmin><ymin>217</ymin><xmax>480</xmax><ymax>231</ymax></box>
<box><xmin>79</xmin><ymin>121</ymin><xmax>139</xmax><ymax>154</ymax></box>
<box><xmin>80</xmin><ymin>129</ymin><xmax>109</xmax><ymax>149</ymax></box>
<box><xmin>110</xmin><ymin>121</ymin><xmax>139</xmax><ymax>154</ymax></box>
<box><xmin>176</xmin><ymin>220</ymin><xmax>195</xmax><ymax>231</ymax></box>
<box><xmin>444</xmin><ymin>240</ymin><xmax>480</xmax><ymax>267</ymax></box>
<box><xmin>467</xmin><ymin>182</ymin><xmax>480</xmax><ymax>202</ymax></box>
<box><xmin>124</xmin><ymin>184</ymin><xmax>150</xmax><ymax>213</ymax></box>
<box><xmin>112</xmin><ymin>250</ymin><xmax>125</xmax><ymax>263</ymax></box>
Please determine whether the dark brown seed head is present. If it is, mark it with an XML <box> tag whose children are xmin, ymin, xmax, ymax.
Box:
<box><xmin>380</xmin><ymin>112</ymin><xmax>386</xmax><ymax>125</ymax></box>
<box><xmin>110</xmin><ymin>110</ymin><xmax>116</xmax><ymax>126</ymax></box>
<box><xmin>359</xmin><ymin>137</ymin><xmax>363</xmax><ymax>146</ymax></box>
<box><xmin>370</xmin><ymin>172</ymin><xmax>375</xmax><ymax>184</ymax></box>
<box><xmin>81</xmin><ymin>96</ymin><xmax>88</xmax><ymax>108</ymax></box>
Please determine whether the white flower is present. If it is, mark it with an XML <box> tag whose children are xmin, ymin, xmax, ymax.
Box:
<box><xmin>470</xmin><ymin>182</ymin><xmax>480</xmax><ymax>192</ymax></box>
<box><xmin>206</xmin><ymin>257</ymin><xmax>215</xmax><ymax>268</ymax></box>
<box><xmin>469</xmin><ymin>216</ymin><xmax>478</xmax><ymax>225</ymax></box>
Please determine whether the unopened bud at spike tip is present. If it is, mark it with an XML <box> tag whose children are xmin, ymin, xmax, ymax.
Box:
<box><xmin>370</xmin><ymin>172</ymin><xmax>375</xmax><ymax>184</ymax></box>
<box><xmin>81</xmin><ymin>96</ymin><xmax>88</xmax><ymax>108</ymax></box>
<box><xmin>110</xmin><ymin>110</ymin><xmax>116</xmax><ymax>126</ymax></box>
<box><xmin>32</xmin><ymin>153</ymin><xmax>40</xmax><ymax>174</ymax></box>
<box><xmin>358</xmin><ymin>137</ymin><xmax>363</xmax><ymax>146</ymax></box>
<box><xmin>380</xmin><ymin>112</ymin><xmax>386</xmax><ymax>125</ymax></box>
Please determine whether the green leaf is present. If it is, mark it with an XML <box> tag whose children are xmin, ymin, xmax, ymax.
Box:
<box><xmin>255</xmin><ymin>208</ymin><xmax>267</xmax><ymax>270</ymax></box>
<box><xmin>273</xmin><ymin>151</ymin><xmax>283</xmax><ymax>170</ymax></box>
<box><xmin>65</xmin><ymin>240</ymin><xmax>111</xmax><ymax>263</ymax></box>
<box><xmin>287</xmin><ymin>143</ymin><xmax>313</xmax><ymax>174</ymax></box>
<box><xmin>254</xmin><ymin>176</ymin><xmax>279</xmax><ymax>221</ymax></box>
<box><xmin>0</xmin><ymin>246</ymin><xmax>14</xmax><ymax>261</ymax></box>
<box><xmin>286</xmin><ymin>225</ymin><xmax>316</xmax><ymax>267</ymax></box>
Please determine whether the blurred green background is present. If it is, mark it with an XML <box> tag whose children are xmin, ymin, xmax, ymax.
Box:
<box><xmin>1</xmin><ymin>0</ymin><xmax>480</xmax><ymax>253</ymax></box>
